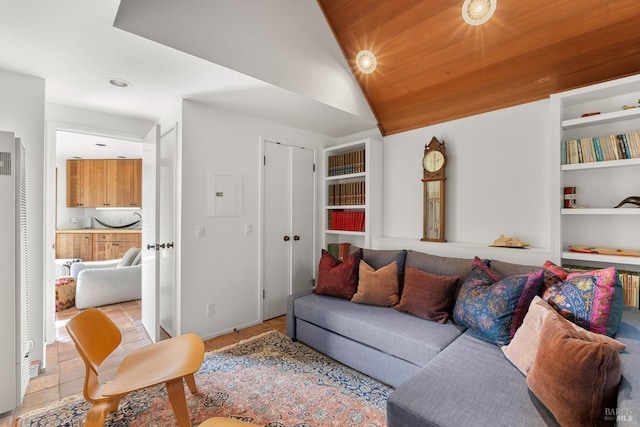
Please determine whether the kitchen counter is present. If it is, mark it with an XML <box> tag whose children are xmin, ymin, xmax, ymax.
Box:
<box><xmin>56</xmin><ymin>229</ymin><xmax>141</xmax><ymax>234</ymax></box>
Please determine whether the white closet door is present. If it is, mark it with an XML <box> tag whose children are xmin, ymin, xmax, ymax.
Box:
<box><xmin>291</xmin><ymin>146</ymin><xmax>315</xmax><ymax>295</ymax></box>
<box><xmin>263</xmin><ymin>142</ymin><xmax>292</xmax><ymax>320</ymax></box>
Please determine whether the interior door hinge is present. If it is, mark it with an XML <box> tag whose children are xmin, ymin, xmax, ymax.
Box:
<box><xmin>263</xmin><ymin>289</ymin><xmax>265</xmax><ymax>299</ymax></box>
<box><xmin>313</xmin><ymin>163</ymin><xmax>316</xmax><ymax>172</ymax></box>
<box><xmin>263</xmin><ymin>156</ymin><xmax>266</xmax><ymax>165</ymax></box>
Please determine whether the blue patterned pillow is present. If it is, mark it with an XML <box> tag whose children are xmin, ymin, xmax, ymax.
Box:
<box><xmin>454</xmin><ymin>260</ymin><xmax>545</xmax><ymax>346</ymax></box>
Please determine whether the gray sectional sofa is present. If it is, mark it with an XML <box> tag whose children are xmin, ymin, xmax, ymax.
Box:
<box><xmin>286</xmin><ymin>249</ymin><xmax>640</xmax><ymax>426</ymax></box>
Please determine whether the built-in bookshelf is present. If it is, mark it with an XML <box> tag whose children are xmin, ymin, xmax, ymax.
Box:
<box><xmin>551</xmin><ymin>74</ymin><xmax>640</xmax><ymax>275</ymax></box>
<box><xmin>323</xmin><ymin>138</ymin><xmax>382</xmax><ymax>251</ymax></box>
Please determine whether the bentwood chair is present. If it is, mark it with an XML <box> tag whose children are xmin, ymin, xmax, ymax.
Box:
<box><xmin>66</xmin><ymin>308</ymin><xmax>204</xmax><ymax>426</ymax></box>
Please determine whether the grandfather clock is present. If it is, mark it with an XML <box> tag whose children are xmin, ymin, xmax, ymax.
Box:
<box><xmin>421</xmin><ymin>137</ymin><xmax>447</xmax><ymax>242</ymax></box>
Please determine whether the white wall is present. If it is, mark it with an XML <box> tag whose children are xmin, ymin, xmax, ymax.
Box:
<box><xmin>179</xmin><ymin>100</ymin><xmax>335</xmax><ymax>338</ymax></box>
<box><xmin>380</xmin><ymin>99</ymin><xmax>552</xmax><ymax>254</ymax></box>
<box><xmin>0</xmin><ymin>69</ymin><xmax>46</xmax><ymax>369</ymax></box>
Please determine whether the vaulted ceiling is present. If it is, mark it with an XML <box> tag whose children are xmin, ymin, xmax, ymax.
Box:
<box><xmin>318</xmin><ymin>0</ymin><xmax>640</xmax><ymax>135</ymax></box>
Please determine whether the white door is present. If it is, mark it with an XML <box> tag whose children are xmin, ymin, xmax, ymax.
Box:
<box><xmin>291</xmin><ymin>146</ymin><xmax>315</xmax><ymax>295</ymax></box>
<box><xmin>158</xmin><ymin>124</ymin><xmax>178</xmax><ymax>337</ymax></box>
<box><xmin>141</xmin><ymin>125</ymin><xmax>159</xmax><ymax>342</ymax></box>
<box><xmin>262</xmin><ymin>141</ymin><xmax>315</xmax><ymax>320</ymax></box>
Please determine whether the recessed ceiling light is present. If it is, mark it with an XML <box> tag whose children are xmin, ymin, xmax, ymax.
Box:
<box><xmin>355</xmin><ymin>50</ymin><xmax>377</xmax><ymax>74</ymax></box>
<box><xmin>462</xmin><ymin>0</ymin><xmax>496</xmax><ymax>25</ymax></box>
<box><xmin>108</xmin><ymin>78</ymin><xmax>131</xmax><ymax>88</ymax></box>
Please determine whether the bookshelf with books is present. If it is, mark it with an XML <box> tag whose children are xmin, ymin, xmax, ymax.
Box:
<box><xmin>323</xmin><ymin>138</ymin><xmax>382</xmax><ymax>253</ymax></box>
<box><xmin>551</xmin><ymin>74</ymin><xmax>640</xmax><ymax>279</ymax></box>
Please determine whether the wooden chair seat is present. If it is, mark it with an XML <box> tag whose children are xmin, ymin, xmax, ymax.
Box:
<box><xmin>66</xmin><ymin>308</ymin><xmax>205</xmax><ymax>427</ymax></box>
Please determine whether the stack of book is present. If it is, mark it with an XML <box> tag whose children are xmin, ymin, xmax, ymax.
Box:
<box><xmin>563</xmin><ymin>264</ymin><xmax>640</xmax><ymax>308</ymax></box>
<box><xmin>328</xmin><ymin>181</ymin><xmax>365</xmax><ymax>205</ymax></box>
<box><xmin>561</xmin><ymin>131</ymin><xmax>640</xmax><ymax>165</ymax></box>
<box><xmin>329</xmin><ymin>211</ymin><xmax>365</xmax><ymax>232</ymax></box>
<box><xmin>327</xmin><ymin>243</ymin><xmax>351</xmax><ymax>261</ymax></box>
<box><xmin>328</xmin><ymin>149</ymin><xmax>365</xmax><ymax>176</ymax></box>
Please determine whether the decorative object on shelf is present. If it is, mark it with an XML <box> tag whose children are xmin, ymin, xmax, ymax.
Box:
<box><xmin>613</xmin><ymin>196</ymin><xmax>640</xmax><ymax>208</ymax></box>
<box><xmin>568</xmin><ymin>245</ymin><xmax>640</xmax><ymax>258</ymax></box>
<box><xmin>622</xmin><ymin>100</ymin><xmax>640</xmax><ymax>110</ymax></box>
<box><xmin>563</xmin><ymin>186</ymin><xmax>577</xmax><ymax>208</ymax></box>
<box><xmin>580</xmin><ymin>112</ymin><xmax>601</xmax><ymax>117</ymax></box>
<box><xmin>490</xmin><ymin>235</ymin><xmax>530</xmax><ymax>249</ymax></box>
<box><xmin>421</xmin><ymin>136</ymin><xmax>447</xmax><ymax>242</ymax></box>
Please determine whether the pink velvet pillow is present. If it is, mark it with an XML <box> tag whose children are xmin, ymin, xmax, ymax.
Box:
<box><xmin>314</xmin><ymin>249</ymin><xmax>362</xmax><ymax>300</ymax></box>
<box><xmin>394</xmin><ymin>266</ymin><xmax>459</xmax><ymax>323</ymax></box>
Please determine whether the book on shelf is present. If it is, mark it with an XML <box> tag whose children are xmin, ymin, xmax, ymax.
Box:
<box><xmin>563</xmin><ymin>264</ymin><xmax>640</xmax><ymax>309</ymax></box>
<box><xmin>328</xmin><ymin>181</ymin><xmax>365</xmax><ymax>206</ymax></box>
<box><xmin>328</xmin><ymin>210</ymin><xmax>365</xmax><ymax>232</ymax></box>
<box><xmin>327</xmin><ymin>242</ymin><xmax>351</xmax><ymax>261</ymax></box>
<box><xmin>561</xmin><ymin>131</ymin><xmax>640</xmax><ymax>165</ymax></box>
<box><xmin>328</xmin><ymin>148</ymin><xmax>365</xmax><ymax>176</ymax></box>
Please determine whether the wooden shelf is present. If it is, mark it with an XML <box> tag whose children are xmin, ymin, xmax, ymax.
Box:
<box><xmin>561</xmin><ymin>208</ymin><xmax>640</xmax><ymax>215</ymax></box>
<box><xmin>325</xmin><ymin>230</ymin><xmax>365</xmax><ymax>236</ymax></box>
<box><xmin>562</xmin><ymin>251</ymin><xmax>640</xmax><ymax>267</ymax></box>
<box><xmin>561</xmin><ymin>107</ymin><xmax>640</xmax><ymax>130</ymax></box>
<box><xmin>326</xmin><ymin>205</ymin><xmax>365</xmax><ymax>210</ymax></box>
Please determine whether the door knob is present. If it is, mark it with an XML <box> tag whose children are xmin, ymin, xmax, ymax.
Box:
<box><xmin>283</xmin><ymin>235</ymin><xmax>290</xmax><ymax>241</ymax></box>
<box><xmin>147</xmin><ymin>244</ymin><xmax>155</xmax><ymax>250</ymax></box>
<box><xmin>158</xmin><ymin>243</ymin><xmax>166</xmax><ymax>249</ymax></box>
<box><xmin>166</xmin><ymin>242</ymin><xmax>174</xmax><ymax>248</ymax></box>
<box><xmin>294</xmin><ymin>235</ymin><xmax>300</xmax><ymax>241</ymax></box>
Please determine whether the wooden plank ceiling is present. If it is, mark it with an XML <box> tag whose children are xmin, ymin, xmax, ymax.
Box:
<box><xmin>318</xmin><ymin>0</ymin><xmax>640</xmax><ymax>136</ymax></box>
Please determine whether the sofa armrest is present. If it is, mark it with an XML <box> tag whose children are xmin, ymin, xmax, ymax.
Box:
<box><xmin>75</xmin><ymin>264</ymin><xmax>142</xmax><ymax>309</ymax></box>
<box><xmin>615</xmin><ymin>307</ymin><xmax>640</xmax><ymax>420</ymax></box>
<box><xmin>286</xmin><ymin>289</ymin><xmax>314</xmax><ymax>340</ymax></box>
<box><xmin>70</xmin><ymin>259</ymin><xmax>120</xmax><ymax>278</ymax></box>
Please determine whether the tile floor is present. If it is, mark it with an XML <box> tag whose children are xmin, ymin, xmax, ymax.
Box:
<box><xmin>0</xmin><ymin>300</ymin><xmax>286</xmax><ymax>426</ymax></box>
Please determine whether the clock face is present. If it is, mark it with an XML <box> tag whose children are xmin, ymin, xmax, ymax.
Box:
<box><xmin>423</xmin><ymin>150</ymin><xmax>445</xmax><ymax>173</ymax></box>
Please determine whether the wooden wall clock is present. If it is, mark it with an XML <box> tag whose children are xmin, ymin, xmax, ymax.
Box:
<box><xmin>421</xmin><ymin>136</ymin><xmax>447</xmax><ymax>242</ymax></box>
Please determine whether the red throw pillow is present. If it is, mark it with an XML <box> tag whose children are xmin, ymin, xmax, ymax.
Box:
<box><xmin>394</xmin><ymin>266</ymin><xmax>459</xmax><ymax>323</ymax></box>
<box><xmin>314</xmin><ymin>248</ymin><xmax>362</xmax><ymax>300</ymax></box>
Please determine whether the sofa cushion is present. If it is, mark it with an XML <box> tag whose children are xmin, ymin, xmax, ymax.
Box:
<box><xmin>502</xmin><ymin>296</ymin><xmax>626</xmax><ymax>376</ymax></box>
<box><xmin>526</xmin><ymin>311</ymin><xmax>622</xmax><ymax>427</ymax></box>
<box><xmin>453</xmin><ymin>260</ymin><xmax>544</xmax><ymax>346</ymax></box>
<box><xmin>394</xmin><ymin>266</ymin><xmax>458</xmax><ymax>323</ymax></box>
<box><xmin>314</xmin><ymin>249</ymin><xmax>362</xmax><ymax>300</ymax></box>
<box><xmin>489</xmin><ymin>259</ymin><xmax>540</xmax><ymax>278</ymax></box>
<box><xmin>546</xmin><ymin>266</ymin><xmax>623</xmax><ymax>337</ymax></box>
<box><xmin>293</xmin><ymin>293</ymin><xmax>464</xmax><ymax>367</ymax></box>
<box><xmin>351</xmin><ymin>260</ymin><xmax>399</xmax><ymax>307</ymax></box>
<box><xmin>117</xmin><ymin>247</ymin><xmax>141</xmax><ymax>267</ymax></box>
<box><xmin>388</xmin><ymin>332</ymin><xmax>546</xmax><ymax>427</ymax></box>
<box><xmin>614</xmin><ymin>307</ymin><xmax>640</xmax><ymax>421</ymax></box>
<box><xmin>362</xmin><ymin>249</ymin><xmax>407</xmax><ymax>289</ymax></box>
<box><xmin>405</xmin><ymin>250</ymin><xmax>475</xmax><ymax>291</ymax></box>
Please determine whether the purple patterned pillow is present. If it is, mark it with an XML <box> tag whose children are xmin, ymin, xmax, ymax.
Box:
<box><xmin>546</xmin><ymin>267</ymin><xmax>623</xmax><ymax>337</ymax></box>
<box><xmin>453</xmin><ymin>261</ymin><xmax>545</xmax><ymax>346</ymax></box>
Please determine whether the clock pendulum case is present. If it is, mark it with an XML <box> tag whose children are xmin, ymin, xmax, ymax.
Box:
<box><xmin>421</xmin><ymin>136</ymin><xmax>447</xmax><ymax>242</ymax></box>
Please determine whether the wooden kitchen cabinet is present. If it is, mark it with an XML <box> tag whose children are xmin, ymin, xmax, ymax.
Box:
<box><xmin>55</xmin><ymin>233</ymin><xmax>93</xmax><ymax>260</ymax></box>
<box><xmin>92</xmin><ymin>232</ymin><xmax>142</xmax><ymax>260</ymax></box>
<box><xmin>66</xmin><ymin>159</ymin><xmax>142</xmax><ymax>208</ymax></box>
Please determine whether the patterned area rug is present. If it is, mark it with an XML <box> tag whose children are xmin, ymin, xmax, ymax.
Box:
<box><xmin>17</xmin><ymin>331</ymin><xmax>391</xmax><ymax>426</ymax></box>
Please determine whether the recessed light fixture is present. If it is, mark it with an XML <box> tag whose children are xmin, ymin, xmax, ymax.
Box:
<box><xmin>108</xmin><ymin>78</ymin><xmax>131</xmax><ymax>88</ymax></box>
<box><xmin>462</xmin><ymin>0</ymin><xmax>496</xmax><ymax>25</ymax></box>
<box><xmin>355</xmin><ymin>50</ymin><xmax>377</xmax><ymax>74</ymax></box>
<box><xmin>95</xmin><ymin>143</ymin><xmax>107</xmax><ymax>147</ymax></box>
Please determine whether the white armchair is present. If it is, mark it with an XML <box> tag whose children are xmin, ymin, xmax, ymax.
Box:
<box><xmin>70</xmin><ymin>249</ymin><xmax>142</xmax><ymax>309</ymax></box>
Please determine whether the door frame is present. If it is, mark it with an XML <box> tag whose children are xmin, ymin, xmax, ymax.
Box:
<box><xmin>259</xmin><ymin>136</ymin><xmax>316</xmax><ymax>321</ymax></box>
<box><xmin>44</xmin><ymin>122</ymin><xmax>145</xmax><ymax>346</ymax></box>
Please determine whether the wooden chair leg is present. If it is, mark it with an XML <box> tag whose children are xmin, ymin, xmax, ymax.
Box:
<box><xmin>85</xmin><ymin>401</ymin><xmax>113</xmax><ymax>427</ymax></box>
<box><xmin>184</xmin><ymin>373</ymin><xmax>198</xmax><ymax>394</ymax></box>
<box><xmin>166</xmin><ymin>377</ymin><xmax>191</xmax><ymax>427</ymax></box>
<box><xmin>108</xmin><ymin>397</ymin><xmax>120</xmax><ymax>413</ymax></box>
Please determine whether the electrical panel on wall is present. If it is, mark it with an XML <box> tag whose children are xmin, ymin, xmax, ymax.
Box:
<box><xmin>207</xmin><ymin>172</ymin><xmax>244</xmax><ymax>217</ymax></box>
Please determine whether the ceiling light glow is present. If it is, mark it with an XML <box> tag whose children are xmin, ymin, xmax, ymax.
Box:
<box><xmin>462</xmin><ymin>0</ymin><xmax>496</xmax><ymax>25</ymax></box>
<box><xmin>356</xmin><ymin>50</ymin><xmax>377</xmax><ymax>74</ymax></box>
